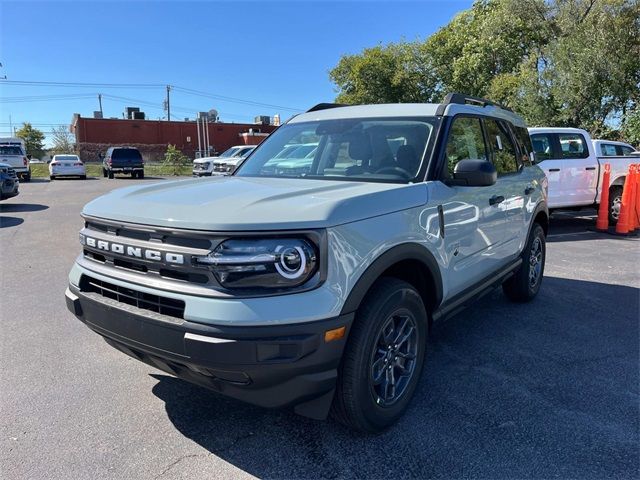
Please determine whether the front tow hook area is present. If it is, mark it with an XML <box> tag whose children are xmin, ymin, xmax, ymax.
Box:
<box><xmin>65</xmin><ymin>288</ymin><xmax>83</xmax><ymax>316</ymax></box>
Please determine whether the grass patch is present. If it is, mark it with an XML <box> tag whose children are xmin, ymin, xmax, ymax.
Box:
<box><xmin>29</xmin><ymin>164</ymin><xmax>192</xmax><ymax>178</ymax></box>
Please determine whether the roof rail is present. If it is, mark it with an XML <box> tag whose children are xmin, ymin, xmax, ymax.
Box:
<box><xmin>306</xmin><ymin>103</ymin><xmax>349</xmax><ymax>113</ymax></box>
<box><xmin>441</xmin><ymin>93</ymin><xmax>512</xmax><ymax>112</ymax></box>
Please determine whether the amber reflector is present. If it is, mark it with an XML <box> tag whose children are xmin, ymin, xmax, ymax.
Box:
<box><xmin>324</xmin><ymin>326</ymin><xmax>346</xmax><ymax>342</ymax></box>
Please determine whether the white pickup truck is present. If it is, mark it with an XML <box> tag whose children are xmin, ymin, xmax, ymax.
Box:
<box><xmin>529</xmin><ymin>127</ymin><xmax>638</xmax><ymax>224</ymax></box>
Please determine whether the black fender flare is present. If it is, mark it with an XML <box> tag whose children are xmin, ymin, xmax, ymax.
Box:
<box><xmin>339</xmin><ymin>243</ymin><xmax>443</xmax><ymax>315</ymax></box>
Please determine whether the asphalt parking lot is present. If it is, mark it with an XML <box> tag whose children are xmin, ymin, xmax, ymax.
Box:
<box><xmin>1</xmin><ymin>177</ymin><xmax>639</xmax><ymax>480</ymax></box>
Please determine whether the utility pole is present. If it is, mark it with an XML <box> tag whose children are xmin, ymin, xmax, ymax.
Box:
<box><xmin>98</xmin><ymin>94</ymin><xmax>103</xmax><ymax>117</ymax></box>
<box><xmin>166</xmin><ymin>85</ymin><xmax>171</xmax><ymax>121</ymax></box>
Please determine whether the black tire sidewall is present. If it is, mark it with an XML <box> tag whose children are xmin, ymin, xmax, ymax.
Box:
<box><xmin>344</xmin><ymin>280</ymin><xmax>427</xmax><ymax>431</ymax></box>
<box><xmin>608</xmin><ymin>186</ymin><xmax>623</xmax><ymax>225</ymax></box>
<box><xmin>524</xmin><ymin>224</ymin><xmax>546</xmax><ymax>297</ymax></box>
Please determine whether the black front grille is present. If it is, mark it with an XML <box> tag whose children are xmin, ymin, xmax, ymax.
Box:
<box><xmin>80</xmin><ymin>275</ymin><xmax>185</xmax><ymax>319</ymax></box>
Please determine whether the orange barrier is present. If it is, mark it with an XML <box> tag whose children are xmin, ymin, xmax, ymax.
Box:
<box><xmin>631</xmin><ymin>164</ymin><xmax>639</xmax><ymax>232</ymax></box>
<box><xmin>596</xmin><ymin>163</ymin><xmax>611</xmax><ymax>231</ymax></box>
<box><xmin>635</xmin><ymin>164</ymin><xmax>640</xmax><ymax>231</ymax></box>
<box><xmin>615</xmin><ymin>164</ymin><xmax>635</xmax><ymax>235</ymax></box>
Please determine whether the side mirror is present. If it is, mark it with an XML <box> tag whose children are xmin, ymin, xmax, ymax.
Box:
<box><xmin>27</xmin><ymin>154</ymin><xmax>32</xmax><ymax>160</ymax></box>
<box><xmin>98</xmin><ymin>153</ymin><xmax>104</xmax><ymax>160</ymax></box>
<box><xmin>453</xmin><ymin>159</ymin><xmax>497</xmax><ymax>187</ymax></box>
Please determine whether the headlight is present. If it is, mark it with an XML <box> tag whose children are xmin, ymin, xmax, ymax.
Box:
<box><xmin>195</xmin><ymin>238</ymin><xmax>319</xmax><ymax>289</ymax></box>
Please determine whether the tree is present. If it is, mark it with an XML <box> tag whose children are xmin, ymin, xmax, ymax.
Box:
<box><xmin>15</xmin><ymin>122</ymin><xmax>45</xmax><ymax>159</ymax></box>
<box><xmin>163</xmin><ymin>144</ymin><xmax>190</xmax><ymax>175</ymax></box>
<box><xmin>621</xmin><ymin>108</ymin><xmax>640</xmax><ymax>147</ymax></box>
<box><xmin>329</xmin><ymin>0</ymin><xmax>640</xmax><ymax>132</ymax></box>
<box><xmin>49</xmin><ymin>125</ymin><xmax>75</xmax><ymax>156</ymax></box>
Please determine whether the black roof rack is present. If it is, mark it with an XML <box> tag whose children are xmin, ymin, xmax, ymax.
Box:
<box><xmin>440</xmin><ymin>93</ymin><xmax>512</xmax><ymax>112</ymax></box>
<box><xmin>306</xmin><ymin>103</ymin><xmax>350</xmax><ymax>113</ymax></box>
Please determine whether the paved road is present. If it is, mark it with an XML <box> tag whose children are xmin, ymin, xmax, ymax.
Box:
<box><xmin>1</xmin><ymin>178</ymin><xmax>639</xmax><ymax>479</ymax></box>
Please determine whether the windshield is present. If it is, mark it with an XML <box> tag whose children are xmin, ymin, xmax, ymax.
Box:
<box><xmin>0</xmin><ymin>146</ymin><xmax>23</xmax><ymax>156</ymax></box>
<box><xmin>219</xmin><ymin>147</ymin><xmax>241</xmax><ymax>158</ymax></box>
<box><xmin>236</xmin><ymin>117</ymin><xmax>437</xmax><ymax>183</ymax></box>
<box><xmin>55</xmin><ymin>155</ymin><xmax>79</xmax><ymax>161</ymax></box>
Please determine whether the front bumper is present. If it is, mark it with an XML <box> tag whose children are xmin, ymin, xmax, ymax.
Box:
<box><xmin>65</xmin><ymin>284</ymin><xmax>353</xmax><ymax>418</ymax></box>
<box><xmin>192</xmin><ymin>171</ymin><xmax>212</xmax><ymax>177</ymax></box>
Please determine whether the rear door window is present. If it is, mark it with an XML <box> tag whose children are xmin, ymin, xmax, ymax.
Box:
<box><xmin>484</xmin><ymin>119</ymin><xmax>519</xmax><ymax>175</ymax></box>
<box><xmin>530</xmin><ymin>134</ymin><xmax>555</xmax><ymax>162</ymax></box>
<box><xmin>600</xmin><ymin>144</ymin><xmax>618</xmax><ymax>156</ymax></box>
<box><xmin>559</xmin><ymin>133</ymin><xmax>589</xmax><ymax>159</ymax></box>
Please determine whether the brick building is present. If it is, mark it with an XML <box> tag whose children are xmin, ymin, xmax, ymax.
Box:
<box><xmin>71</xmin><ymin>115</ymin><xmax>277</xmax><ymax>162</ymax></box>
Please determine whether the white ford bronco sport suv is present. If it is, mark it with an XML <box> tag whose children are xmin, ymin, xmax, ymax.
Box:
<box><xmin>66</xmin><ymin>94</ymin><xmax>548</xmax><ymax>432</ymax></box>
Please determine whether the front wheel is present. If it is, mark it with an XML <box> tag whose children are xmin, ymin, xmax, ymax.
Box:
<box><xmin>23</xmin><ymin>173</ymin><xmax>31</xmax><ymax>182</ymax></box>
<box><xmin>503</xmin><ymin>223</ymin><xmax>546</xmax><ymax>302</ymax></box>
<box><xmin>331</xmin><ymin>278</ymin><xmax>427</xmax><ymax>433</ymax></box>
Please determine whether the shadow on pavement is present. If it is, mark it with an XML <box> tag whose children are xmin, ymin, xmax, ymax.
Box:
<box><xmin>0</xmin><ymin>203</ymin><xmax>49</xmax><ymax>213</ymax></box>
<box><xmin>150</xmin><ymin>276</ymin><xmax>639</xmax><ymax>479</ymax></box>
<box><xmin>546</xmin><ymin>212</ymin><xmax>640</xmax><ymax>242</ymax></box>
<box><xmin>0</xmin><ymin>216</ymin><xmax>25</xmax><ymax>228</ymax></box>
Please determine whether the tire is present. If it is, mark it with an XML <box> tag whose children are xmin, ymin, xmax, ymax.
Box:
<box><xmin>23</xmin><ymin>173</ymin><xmax>31</xmax><ymax>182</ymax></box>
<box><xmin>503</xmin><ymin>223</ymin><xmax>546</xmax><ymax>302</ymax></box>
<box><xmin>131</xmin><ymin>172</ymin><xmax>137</xmax><ymax>178</ymax></box>
<box><xmin>81</xmin><ymin>175</ymin><xmax>87</xmax><ymax>180</ymax></box>
<box><xmin>138</xmin><ymin>171</ymin><xmax>144</xmax><ymax>179</ymax></box>
<box><xmin>102</xmin><ymin>168</ymin><xmax>107</xmax><ymax>178</ymax></box>
<box><xmin>108</xmin><ymin>170</ymin><xmax>114</xmax><ymax>179</ymax></box>
<box><xmin>331</xmin><ymin>277</ymin><xmax>428</xmax><ymax>433</ymax></box>
<box><xmin>49</xmin><ymin>175</ymin><xmax>55</xmax><ymax>180</ymax></box>
<box><xmin>608</xmin><ymin>185</ymin><xmax>623</xmax><ymax>226</ymax></box>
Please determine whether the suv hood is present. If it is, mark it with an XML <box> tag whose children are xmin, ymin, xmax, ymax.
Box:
<box><xmin>83</xmin><ymin>176</ymin><xmax>427</xmax><ymax>231</ymax></box>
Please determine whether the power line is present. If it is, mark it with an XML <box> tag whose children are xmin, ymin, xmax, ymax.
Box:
<box><xmin>0</xmin><ymin>80</ymin><xmax>163</xmax><ymax>89</ymax></box>
<box><xmin>172</xmin><ymin>85</ymin><xmax>302</xmax><ymax>112</ymax></box>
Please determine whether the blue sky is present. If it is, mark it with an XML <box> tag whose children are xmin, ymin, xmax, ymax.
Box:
<box><xmin>0</xmin><ymin>0</ymin><xmax>472</xmax><ymax>144</ymax></box>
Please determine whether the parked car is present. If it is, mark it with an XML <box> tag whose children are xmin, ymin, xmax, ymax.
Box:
<box><xmin>592</xmin><ymin>139</ymin><xmax>636</xmax><ymax>157</ymax></box>
<box><xmin>0</xmin><ymin>163</ymin><xmax>19</xmax><ymax>200</ymax></box>
<box><xmin>102</xmin><ymin>147</ymin><xmax>144</xmax><ymax>179</ymax></box>
<box><xmin>193</xmin><ymin>146</ymin><xmax>256</xmax><ymax>177</ymax></box>
<box><xmin>66</xmin><ymin>93</ymin><xmax>548</xmax><ymax>433</ymax></box>
<box><xmin>0</xmin><ymin>137</ymin><xmax>31</xmax><ymax>182</ymax></box>
<box><xmin>49</xmin><ymin>154</ymin><xmax>87</xmax><ymax>180</ymax></box>
<box><xmin>529</xmin><ymin>127</ymin><xmax>638</xmax><ymax>224</ymax></box>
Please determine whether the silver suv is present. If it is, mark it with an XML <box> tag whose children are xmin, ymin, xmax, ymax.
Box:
<box><xmin>65</xmin><ymin>94</ymin><xmax>548</xmax><ymax>432</ymax></box>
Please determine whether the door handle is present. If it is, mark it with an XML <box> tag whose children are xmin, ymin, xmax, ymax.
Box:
<box><xmin>524</xmin><ymin>186</ymin><xmax>535</xmax><ymax>195</ymax></box>
<box><xmin>548</xmin><ymin>168</ymin><xmax>560</xmax><ymax>172</ymax></box>
<box><xmin>489</xmin><ymin>195</ymin><xmax>505</xmax><ymax>206</ymax></box>
<box><xmin>585</xmin><ymin>167</ymin><xmax>596</xmax><ymax>170</ymax></box>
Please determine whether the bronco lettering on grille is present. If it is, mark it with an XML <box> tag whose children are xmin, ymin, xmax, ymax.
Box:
<box><xmin>82</xmin><ymin>235</ymin><xmax>185</xmax><ymax>265</ymax></box>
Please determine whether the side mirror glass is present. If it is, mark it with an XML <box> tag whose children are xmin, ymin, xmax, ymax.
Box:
<box><xmin>453</xmin><ymin>159</ymin><xmax>497</xmax><ymax>187</ymax></box>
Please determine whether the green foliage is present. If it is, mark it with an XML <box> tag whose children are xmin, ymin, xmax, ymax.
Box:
<box><xmin>621</xmin><ymin>109</ymin><xmax>640</xmax><ymax>147</ymax></box>
<box><xmin>15</xmin><ymin>122</ymin><xmax>46</xmax><ymax>159</ymax></box>
<box><xmin>49</xmin><ymin>125</ymin><xmax>76</xmax><ymax>156</ymax></box>
<box><xmin>163</xmin><ymin>144</ymin><xmax>190</xmax><ymax>175</ymax></box>
<box><xmin>329</xmin><ymin>0</ymin><xmax>640</xmax><ymax>133</ymax></box>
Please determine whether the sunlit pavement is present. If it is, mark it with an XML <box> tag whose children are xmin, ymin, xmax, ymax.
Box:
<box><xmin>1</xmin><ymin>178</ymin><xmax>638</xmax><ymax>479</ymax></box>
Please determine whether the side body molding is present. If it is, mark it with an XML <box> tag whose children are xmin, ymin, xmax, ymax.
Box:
<box><xmin>340</xmin><ymin>243</ymin><xmax>443</xmax><ymax>315</ymax></box>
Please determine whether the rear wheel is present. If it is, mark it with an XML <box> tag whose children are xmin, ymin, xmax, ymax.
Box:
<box><xmin>608</xmin><ymin>185</ymin><xmax>623</xmax><ymax>226</ymax></box>
<box><xmin>102</xmin><ymin>168</ymin><xmax>107</xmax><ymax>178</ymax></box>
<box><xmin>108</xmin><ymin>170</ymin><xmax>114</xmax><ymax>179</ymax></box>
<box><xmin>49</xmin><ymin>175</ymin><xmax>55</xmax><ymax>180</ymax></box>
<box><xmin>331</xmin><ymin>278</ymin><xmax>427</xmax><ymax>433</ymax></box>
<box><xmin>23</xmin><ymin>173</ymin><xmax>31</xmax><ymax>182</ymax></box>
<box><xmin>138</xmin><ymin>171</ymin><xmax>144</xmax><ymax>179</ymax></box>
<box><xmin>503</xmin><ymin>223</ymin><xmax>545</xmax><ymax>302</ymax></box>
<box><xmin>81</xmin><ymin>175</ymin><xmax>87</xmax><ymax>180</ymax></box>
